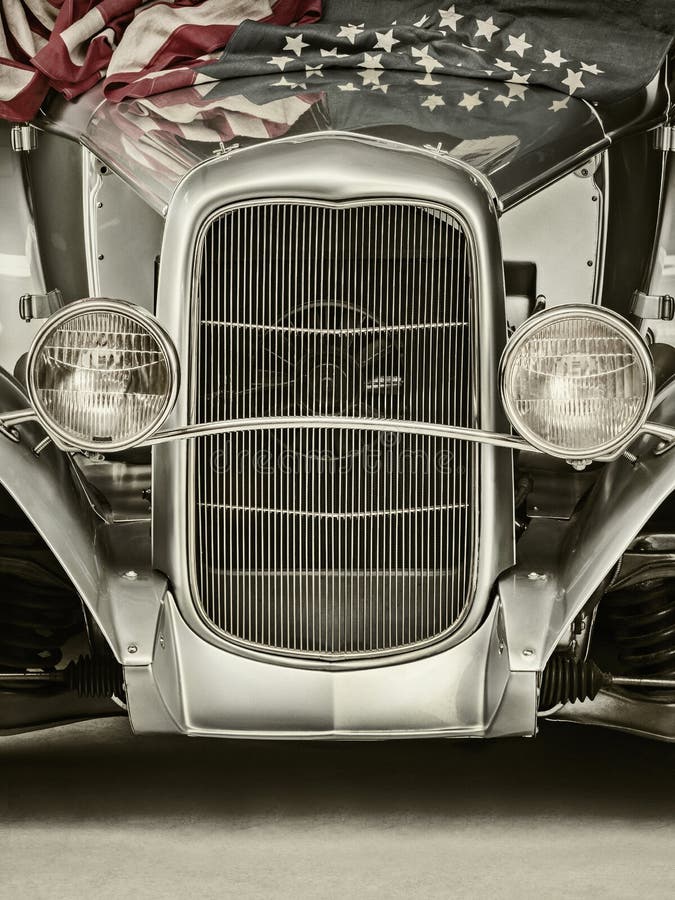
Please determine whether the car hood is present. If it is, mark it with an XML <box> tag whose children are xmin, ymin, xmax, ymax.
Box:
<box><xmin>43</xmin><ymin>67</ymin><xmax>669</xmax><ymax>216</ymax></box>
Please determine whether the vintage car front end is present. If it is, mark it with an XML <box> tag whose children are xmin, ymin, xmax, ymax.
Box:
<box><xmin>146</xmin><ymin>135</ymin><xmax>520</xmax><ymax>737</ymax></box>
<box><xmin>3</xmin><ymin>70</ymin><xmax>675</xmax><ymax>740</ymax></box>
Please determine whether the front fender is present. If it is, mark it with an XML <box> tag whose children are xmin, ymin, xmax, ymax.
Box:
<box><xmin>500</xmin><ymin>376</ymin><xmax>675</xmax><ymax>672</ymax></box>
<box><xmin>0</xmin><ymin>369</ymin><xmax>166</xmax><ymax>665</ymax></box>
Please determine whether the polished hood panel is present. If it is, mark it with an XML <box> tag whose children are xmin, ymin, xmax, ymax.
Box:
<box><xmin>74</xmin><ymin>70</ymin><xmax>613</xmax><ymax>215</ymax></box>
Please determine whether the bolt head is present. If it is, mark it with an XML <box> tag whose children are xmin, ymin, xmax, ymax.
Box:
<box><xmin>127</xmin><ymin>643</ymin><xmax>138</xmax><ymax>654</ymax></box>
<box><xmin>522</xmin><ymin>648</ymin><xmax>535</xmax><ymax>657</ymax></box>
<box><xmin>123</xmin><ymin>570</ymin><xmax>138</xmax><ymax>580</ymax></box>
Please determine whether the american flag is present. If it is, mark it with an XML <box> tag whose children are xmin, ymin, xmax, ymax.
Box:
<box><xmin>1</xmin><ymin>1</ymin><xmax>673</xmax><ymax>123</ymax></box>
<box><xmin>0</xmin><ymin>0</ymin><xmax>321</xmax><ymax>122</ymax></box>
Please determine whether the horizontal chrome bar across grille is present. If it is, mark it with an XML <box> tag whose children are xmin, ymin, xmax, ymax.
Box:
<box><xmin>189</xmin><ymin>200</ymin><xmax>479</xmax><ymax>657</ymax></box>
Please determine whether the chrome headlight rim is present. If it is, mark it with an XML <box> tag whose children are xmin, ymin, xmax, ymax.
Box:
<box><xmin>26</xmin><ymin>298</ymin><xmax>180</xmax><ymax>452</ymax></box>
<box><xmin>499</xmin><ymin>304</ymin><xmax>655</xmax><ymax>460</ymax></box>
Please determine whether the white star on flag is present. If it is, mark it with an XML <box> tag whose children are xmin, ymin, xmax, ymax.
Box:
<box><xmin>508</xmin><ymin>72</ymin><xmax>531</xmax><ymax>84</ymax></box>
<box><xmin>267</xmin><ymin>56</ymin><xmax>291</xmax><ymax>70</ymax></box>
<box><xmin>422</xmin><ymin>94</ymin><xmax>445</xmax><ymax>110</ymax></box>
<box><xmin>494</xmin><ymin>94</ymin><xmax>516</xmax><ymax>107</ymax></box>
<box><xmin>305</xmin><ymin>65</ymin><xmax>323</xmax><ymax>79</ymax></box>
<box><xmin>320</xmin><ymin>47</ymin><xmax>348</xmax><ymax>58</ymax></box>
<box><xmin>414</xmin><ymin>14</ymin><xmax>430</xmax><ymax>27</ymax></box>
<box><xmin>550</xmin><ymin>97</ymin><xmax>570</xmax><ymax>112</ymax></box>
<box><xmin>284</xmin><ymin>34</ymin><xmax>308</xmax><ymax>56</ymax></box>
<box><xmin>359</xmin><ymin>69</ymin><xmax>382</xmax><ymax>86</ymax></box>
<box><xmin>475</xmin><ymin>16</ymin><xmax>500</xmax><ymax>41</ymax></box>
<box><xmin>562</xmin><ymin>68</ymin><xmax>585</xmax><ymax>94</ymax></box>
<box><xmin>415</xmin><ymin>74</ymin><xmax>441</xmax><ymax>86</ymax></box>
<box><xmin>371</xmin><ymin>83</ymin><xmax>389</xmax><ymax>93</ymax></box>
<box><xmin>338</xmin><ymin>82</ymin><xmax>359</xmax><ymax>92</ymax></box>
<box><xmin>506</xmin><ymin>82</ymin><xmax>528</xmax><ymax>99</ymax></box>
<box><xmin>273</xmin><ymin>76</ymin><xmax>306</xmax><ymax>89</ymax></box>
<box><xmin>506</xmin><ymin>33</ymin><xmax>532</xmax><ymax>58</ymax></box>
<box><xmin>359</xmin><ymin>53</ymin><xmax>383</xmax><ymax>70</ymax></box>
<box><xmin>439</xmin><ymin>6</ymin><xmax>463</xmax><ymax>31</ymax></box>
<box><xmin>374</xmin><ymin>30</ymin><xmax>399</xmax><ymax>53</ymax></box>
<box><xmin>458</xmin><ymin>91</ymin><xmax>482</xmax><ymax>110</ymax></box>
<box><xmin>412</xmin><ymin>45</ymin><xmax>443</xmax><ymax>72</ymax></box>
<box><xmin>494</xmin><ymin>58</ymin><xmax>516</xmax><ymax>72</ymax></box>
<box><xmin>580</xmin><ymin>61</ymin><xmax>604</xmax><ymax>75</ymax></box>
<box><xmin>337</xmin><ymin>23</ymin><xmax>365</xmax><ymax>44</ymax></box>
<box><xmin>542</xmin><ymin>49</ymin><xmax>567</xmax><ymax>68</ymax></box>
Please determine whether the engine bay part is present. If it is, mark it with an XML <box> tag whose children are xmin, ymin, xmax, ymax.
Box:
<box><xmin>0</xmin><ymin>654</ymin><xmax>124</xmax><ymax>699</ymax></box>
<box><xmin>539</xmin><ymin>655</ymin><xmax>675</xmax><ymax>709</ymax></box>
<box><xmin>600</xmin><ymin>578</ymin><xmax>675</xmax><ymax>690</ymax></box>
<box><xmin>0</xmin><ymin>523</ymin><xmax>84</xmax><ymax>674</ymax></box>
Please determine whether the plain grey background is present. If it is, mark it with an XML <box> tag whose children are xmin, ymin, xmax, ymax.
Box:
<box><xmin>1</xmin><ymin>716</ymin><xmax>674</xmax><ymax>898</ymax></box>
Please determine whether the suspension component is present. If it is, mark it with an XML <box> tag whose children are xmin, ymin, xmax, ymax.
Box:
<box><xmin>65</xmin><ymin>654</ymin><xmax>125</xmax><ymax>698</ymax></box>
<box><xmin>539</xmin><ymin>654</ymin><xmax>675</xmax><ymax>709</ymax></box>
<box><xmin>603</xmin><ymin>578</ymin><xmax>675</xmax><ymax>680</ymax></box>
<box><xmin>0</xmin><ymin>530</ymin><xmax>84</xmax><ymax>672</ymax></box>
<box><xmin>0</xmin><ymin>654</ymin><xmax>125</xmax><ymax>698</ymax></box>
<box><xmin>539</xmin><ymin>656</ymin><xmax>608</xmax><ymax>709</ymax></box>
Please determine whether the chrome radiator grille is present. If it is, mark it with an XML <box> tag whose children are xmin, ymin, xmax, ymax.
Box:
<box><xmin>190</xmin><ymin>201</ymin><xmax>478</xmax><ymax>656</ymax></box>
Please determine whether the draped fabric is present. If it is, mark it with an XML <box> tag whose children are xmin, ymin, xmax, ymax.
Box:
<box><xmin>0</xmin><ymin>0</ymin><xmax>321</xmax><ymax>121</ymax></box>
<box><xmin>0</xmin><ymin>1</ymin><xmax>673</xmax><ymax>122</ymax></box>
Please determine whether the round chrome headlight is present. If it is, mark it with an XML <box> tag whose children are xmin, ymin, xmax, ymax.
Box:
<box><xmin>27</xmin><ymin>299</ymin><xmax>179</xmax><ymax>451</ymax></box>
<box><xmin>500</xmin><ymin>305</ymin><xmax>654</xmax><ymax>460</ymax></box>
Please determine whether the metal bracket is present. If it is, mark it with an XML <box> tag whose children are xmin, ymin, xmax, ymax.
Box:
<box><xmin>0</xmin><ymin>422</ymin><xmax>20</xmax><ymax>443</ymax></box>
<box><xmin>654</xmin><ymin>124</ymin><xmax>675</xmax><ymax>152</ymax></box>
<box><xmin>211</xmin><ymin>142</ymin><xmax>240</xmax><ymax>158</ymax></box>
<box><xmin>10</xmin><ymin>124</ymin><xmax>38</xmax><ymax>152</ymax></box>
<box><xmin>573</xmin><ymin>154</ymin><xmax>601</xmax><ymax>178</ymax></box>
<box><xmin>423</xmin><ymin>141</ymin><xmax>455</xmax><ymax>161</ymax></box>
<box><xmin>631</xmin><ymin>289</ymin><xmax>675</xmax><ymax>321</ymax></box>
<box><xmin>19</xmin><ymin>288</ymin><xmax>64</xmax><ymax>323</ymax></box>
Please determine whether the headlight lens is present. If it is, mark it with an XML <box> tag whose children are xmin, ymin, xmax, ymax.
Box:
<box><xmin>500</xmin><ymin>306</ymin><xmax>654</xmax><ymax>459</ymax></box>
<box><xmin>27</xmin><ymin>300</ymin><xmax>179</xmax><ymax>451</ymax></box>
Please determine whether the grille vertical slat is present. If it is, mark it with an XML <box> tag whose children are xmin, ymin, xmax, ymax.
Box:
<box><xmin>190</xmin><ymin>201</ymin><xmax>478</xmax><ymax>656</ymax></box>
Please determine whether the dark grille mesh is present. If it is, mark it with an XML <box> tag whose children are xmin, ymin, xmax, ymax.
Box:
<box><xmin>190</xmin><ymin>202</ymin><xmax>478</xmax><ymax>655</ymax></box>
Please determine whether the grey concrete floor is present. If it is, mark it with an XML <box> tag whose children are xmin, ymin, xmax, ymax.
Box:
<box><xmin>1</xmin><ymin>717</ymin><xmax>674</xmax><ymax>899</ymax></box>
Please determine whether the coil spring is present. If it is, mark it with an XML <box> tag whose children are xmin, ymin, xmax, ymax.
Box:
<box><xmin>604</xmin><ymin>578</ymin><xmax>675</xmax><ymax>681</ymax></box>
<box><xmin>64</xmin><ymin>655</ymin><xmax>125</xmax><ymax>699</ymax></box>
<box><xmin>539</xmin><ymin>656</ymin><xmax>607</xmax><ymax>709</ymax></box>
<box><xmin>0</xmin><ymin>535</ymin><xmax>84</xmax><ymax>672</ymax></box>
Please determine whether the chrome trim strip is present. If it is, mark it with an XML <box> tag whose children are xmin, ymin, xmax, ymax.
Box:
<box><xmin>643</xmin><ymin>421</ymin><xmax>675</xmax><ymax>442</ymax></box>
<box><xmin>0</xmin><ymin>408</ymin><xmax>35</xmax><ymax>426</ymax></box>
<box><xmin>147</xmin><ymin>416</ymin><xmax>530</xmax><ymax>451</ymax></box>
<box><xmin>581</xmin><ymin>98</ymin><xmax>610</xmax><ymax>140</ymax></box>
<box><xmin>7</xmin><ymin>407</ymin><xmax>674</xmax><ymax>459</ymax></box>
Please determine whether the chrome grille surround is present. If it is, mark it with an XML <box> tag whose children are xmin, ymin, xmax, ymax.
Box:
<box><xmin>188</xmin><ymin>199</ymin><xmax>480</xmax><ymax>658</ymax></box>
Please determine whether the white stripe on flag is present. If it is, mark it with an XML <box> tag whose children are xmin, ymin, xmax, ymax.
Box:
<box><xmin>0</xmin><ymin>65</ymin><xmax>35</xmax><ymax>102</ymax></box>
<box><xmin>107</xmin><ymin>0</ymin><xmax>274</xmax><ymax>77</ymax></box>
